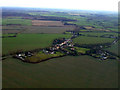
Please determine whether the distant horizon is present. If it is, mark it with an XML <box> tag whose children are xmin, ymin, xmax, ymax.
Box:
<box><xmin>0</xmin><ymin>0</ymin><xmax>118</xmax><ymax>12</ymax></box>
<box><xmin>1</xmin><ymin>6</ymin><xmax>118</xmax><ymax>13</ymax></box>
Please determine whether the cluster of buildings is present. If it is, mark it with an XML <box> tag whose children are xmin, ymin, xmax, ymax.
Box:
<box><xmin>91</xmin><ymin>49</ymin><xmax>117</xmax><ymax>60</ymax></box>
<box><xmin>42</xmin><ymin>38</ymin><xmax>75</xmax><ymax>55</ymax></box>
<box><xmin>14</xmin><ymin>52</ymin><xmax>33</xmax><ymax>61</ymax></box>
<box><xmin>14</xmin><ymin>38</ymin><xmax>75</xmax><ymax>61</ymax></box>
<box><xmin>14</xmin><ymin>34</ymin><xmax>119</xmax><ymax>62</ymax></box>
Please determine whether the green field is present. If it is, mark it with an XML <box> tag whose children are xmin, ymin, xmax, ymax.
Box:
<box><xmin>105</xmin><ymin>40</ymin><xmax>119</xmax><ymax>55</ymax></box>
<box><xmin>73</xmin><ymin>36</ymin><xmax>114</xmax><ymax>45</ymax></box>
<box><xmin>74</xmin><ymin>47</ymin><xmax>90</xmax><ymax>54</ymax></box>
<box><xmin>79</xmin><ymin>32</ymin><xmax>118</xmax><ymax>37</ymax></box>
<box><xmin>3</xmin><ymin>56</ymin><xmax>118</xmax><ymax>88</ymax></box>
<box><xmin>2</xmin><ymin>34</ymin><xmax>71</xmax><ymax>55</ymax></box>
<box><xmin>2</xmin><ymin>18</ymin><xmax>32</xmax><ymax>26</ymax></box>
<box><xmin>2</xmin><ymin>34</ymin><xmax>14</xmax><ymax>36</ymax></box>
<box><xmin>25</xmin><ymin>51</ymin><xmax>64</xmax><ymax>63</ymax></box>
<box><xmin>4</xmin><ymin>16</ymin><xmax>23</xmax><ymax>19</ymax></box>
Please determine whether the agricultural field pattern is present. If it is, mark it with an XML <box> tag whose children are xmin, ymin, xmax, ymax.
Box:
<box><xmin>1</xmin><ymin>7</ymin><xmax>119</xmax><ymax>88</ymax></box>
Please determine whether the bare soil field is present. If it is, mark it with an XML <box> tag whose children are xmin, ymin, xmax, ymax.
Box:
<box><xmin>2</xmin><ymin>25</ymin><xmax>75</xmax><ymax>34</ymax></box>
<box><xmin>2</xmin><ymin>26</ymin><xmax>25</xmax><ymax>30</ymax></box>
<box><xmin>23</xmin><ymin>26</ymin><xmax>75</xmax><ymax>34</ymax></box>
<box><xmin>2</xmin><ymin>26</ymin><xmax>25</xmax><ymax>34</ymax></box>
<box><xmin>32</xmin><ymin>20</ymin><xmax>64</xmax><ymax>26</ymax></box>
<box><xmin>2</xmin><ymin>30</ymin><xmax>20</xmax><ymax>34</ymax></box>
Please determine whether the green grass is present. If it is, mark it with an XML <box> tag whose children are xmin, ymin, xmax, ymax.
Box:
<box><xmin>2</xmin><ymin>34</ymin><xmax>71</xmax><ymax>55</ymax></box>
<box><xmin>74</xmin><ymin>47</ymin><xmax>90</xmax><ymax>54</ymax></box>
<box><xmin>105</xmin><ymin>40</ymin><xmax>119</xmax><ymax>55</ymax></box>
<box><xmin>79</xmin><ymin>32</ymin><xmax>118</xmax><ymax>37</ymax></box>
<box><xmin>73</xmin><ymin>36</ymin><xmax>114</xmax><ymax>45</ymax></box>
<box><xmin>3</xmin><ymin>56</ymin><xmax>118</xmax><ymax>88</ymax></box>
<box><xmin>4</xmin><ymin>16</ymin><xmax>23</xmax><ymax>19</ymax></box>
<box><xmin>2</xmin><ymin>18</ymin><xmax>32</xmax><ymax>26</ymax></box>
<box><xmin>49</xmin><ymin>13</ymin><xmax>118</xmax><ymax>30</ymax></box>
<box><xmin>25</xmin><ymin>51</ymin><xmax>64</xmax><ymax>63</ymax></box>
<box><xmin>0</xmin><ymin>18</ymin><xmax>2</xmax><ymax>25</ymax></box>
<box><xmin>2</xmin><ymin>34</ymin><xmax>16</xmax><ymax>37</ymax></box>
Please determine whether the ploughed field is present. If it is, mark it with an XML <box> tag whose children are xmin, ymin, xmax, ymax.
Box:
<box><xmin>2</xmin><ymin>26</ymin><xmax>75</xmax><ymax>34</ymax></box>
<box><xmin>2</xmin><ymin>17</ymin><xmax>75</xmax><ymax>34</ymax></box>
<box><xmin>32</xmin><ymin>20</ymin><xmax>64</xmax><ymax>26</ymax></box>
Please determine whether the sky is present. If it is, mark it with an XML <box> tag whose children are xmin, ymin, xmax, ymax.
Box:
<box><xmin>0</xmin><ymin>0</ymin><xmax>119</xmax><ymax>12</ymax></box>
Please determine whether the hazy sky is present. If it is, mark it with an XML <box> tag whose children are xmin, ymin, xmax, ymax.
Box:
<box><xmin>0</xmin><ymin>0</ymin><xmax>119</xmax><ymax>11</ymax></box>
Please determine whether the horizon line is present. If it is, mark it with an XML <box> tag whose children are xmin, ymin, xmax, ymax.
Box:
<box><xmin>1</xmin><ymin>6</ymin><xmax>118</xmax><ymax>12</ymax></box>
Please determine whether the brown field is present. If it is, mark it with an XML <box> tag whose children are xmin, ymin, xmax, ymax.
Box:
<box><xmin>22</xmin><ymin>26</ymin><xmax>75</xmax><ymax>34</ymax></box>
<box><xmin>2</xmin><ymin>30</ymin><xmax>20</xmax><ymax>34</ymax></box>
<box><xmin>32</xmin><ymin>20</ymin><xmax>64</xmax><ymax>26</ymax></box>
<box><xmin>2</xmin><ymin>26</ymin><xmax>25</xmax><ymax>34</ymax></box>
<box><xmin>82</xmin><ymin>26</ymin><xmax>111</xmax><ymax>32</ymax></box>
<box><xmin>84</xmin><ymin>26</ymin><xmax>94</xmax><ymax>29</ymax></box>
<box><xmin>2</xmin><ymin>26</ymin><xmax>25</xmax><ymax>30</ymax></box>
<box><xmin>2</xmin><ymin>25</ymin><xmax>75</xmax><ymax>34</ymax></box>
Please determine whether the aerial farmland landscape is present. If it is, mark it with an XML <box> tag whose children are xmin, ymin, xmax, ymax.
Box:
<box><xmin>1</xmin><ymin>0</ymin><xmax>119</xmax><ymax>89</ymax></box>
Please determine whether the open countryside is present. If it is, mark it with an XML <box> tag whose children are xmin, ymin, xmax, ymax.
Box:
<box><xmin>2</xmin><ymin>7</ymin><xmax>119</xmax><ymax>88</ymax></box>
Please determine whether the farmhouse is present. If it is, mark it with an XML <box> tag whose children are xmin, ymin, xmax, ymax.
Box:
<box><xmin>14</xmin><ymin>52</ymin><xmax>33</xmax><ymax>61</ymax></box>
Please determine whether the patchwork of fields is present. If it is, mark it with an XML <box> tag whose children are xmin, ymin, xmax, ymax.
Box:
<box><xmin>2</xmin><ymin>7</ymin><xmax>119</xmax><ymax>88</ymax></box>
